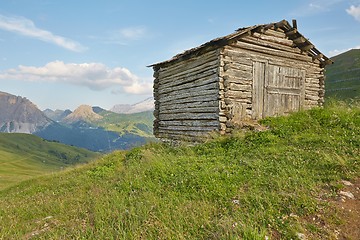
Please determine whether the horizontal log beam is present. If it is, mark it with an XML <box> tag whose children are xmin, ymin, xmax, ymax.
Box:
<box><xmin>158</xmin><ymin>120</ymin><xmax>219</xmax><ymax>127</ymax></box>
<box><xmin>158</xmin><ymin>76</ymin><xmax>218</xmax><ymax>95</ymax></box>
<box><xmin>157</xmin><ymin>82</ymin><xmax>219</xmax><ymax>100</ymax></box>
<box><xmin>157</xmin><ymin>59</ymin><xmax>218</xmax><ymax>82</ymax></box>
<box><xmin>158</xmin><ymin>112</ymin><xmax>219</xmax><ymax>121</ymax></box>
<box><xmin>157</xmin><ymin>49</ymin><xmax>218</xmax><ymax>75</ymax></box>
<box><xmin>157</xmin><ymin>68</ymin><xmax>217</xmax><ymax>90</ymax></box>
<box><xmin>230</xmin><ymin>40</ymin><xmax>312</xmax><ymax>63</ymax></box>
<box><xmin>159</xmin><ymin>100</ymin><xmax>219</xmax><ymax>111</ymax></box>
<box><xmin>157</xmin><ymin>89</ymin><xmax>219</xmax><ymax>103</ymax></box>
<box><xmin>158</xmin><ymin>125</ymin><xmax>218</xmax><ymax>132</ymax></box>
<box><xmin>158</xmin><ymin>94</ymin><xmax>218</xmax><ymax>106</ymax></box>
<box><xmin>158</xmin><ymin>106</ymin><xmax>218</xmax><ymax>114</ymax></box>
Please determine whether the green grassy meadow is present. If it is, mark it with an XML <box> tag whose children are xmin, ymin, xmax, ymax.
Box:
<box><xmin>0</xmin><ymin>133</ymin><xmax>100</xmax><ymax>190</ymax></box>
<box><xmin>95</xmin><ymin>110</ymin><xmax>154</xmax><ymax>137</ymax></box>
<box><xmin>0</xmin><ymin>100</ymin><xmax>359</xmax><ymax>239</ymax></box>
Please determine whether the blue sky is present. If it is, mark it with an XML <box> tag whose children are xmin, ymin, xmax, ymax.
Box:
<box><xmin>0</xmin><ymin>0</ymin><xmax>359</xmax><ymax>110</ymax></box>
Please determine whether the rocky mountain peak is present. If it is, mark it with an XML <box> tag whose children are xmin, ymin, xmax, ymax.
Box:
<box><xmin>64</xmin><ymin>104</ymin><xmax>103</xmax><ymax>123</ymax></box>
<box><xmin>0</xmin><ymin>91</ymin><xmax>52</xmax><ymax>133</ymax></box>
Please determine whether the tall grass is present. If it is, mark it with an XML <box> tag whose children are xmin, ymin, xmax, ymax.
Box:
<box><xmin>0</xmin><ymin>100</ymin><xmax>359</xmax><ymax>239</ymax></box>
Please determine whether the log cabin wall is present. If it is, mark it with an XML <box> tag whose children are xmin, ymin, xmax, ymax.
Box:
<box><xmin>153</xmin><ymin>49</ymin><xmax>221</xmax><ymax>140</ymax></box>
<box><xmin>219</xmin><ymin>27</ymin><xmax>326</xmax><ymax>133</ymax></box>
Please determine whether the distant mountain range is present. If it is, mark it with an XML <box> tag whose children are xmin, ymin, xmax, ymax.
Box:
<box><xmin>110</xmin><ymin>97</ymin><xmax>154</xmax><ymax>114</ymax></box>
<box><xmin>325</xmin><ymin>49</ymin><xmax>360</xmax><ymax>99</ymax></box>
<box><xmin>43</xmin><ymin>108</ymin><xmax>72</xmax><ymax>122</ymax></box>
<box><xmin>0</xmin><ymin>91</ymin><xmax>155</xmax><ymax>152</ymax></box>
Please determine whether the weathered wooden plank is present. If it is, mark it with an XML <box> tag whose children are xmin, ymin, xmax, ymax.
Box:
<box><xmin>252</xmin><ymin>32</ymin><xmax>294</xmax><ymax>46</ymax></box>
<box><xmin>158</xmin><ymin>120</ymin><xmax>219</xmax><ymax>127</ymax></box>
<box><xmin>305</xmin><ymin>90</ymin><xmax>320</xmax><ymax>96</ymax></box>
<box><xmin>228</xmin><ymin>82</ymin><xmax>252</xmax><ymax>91</ymax></box>
<box><xmin>157</xmin><ymin>53</ymin><xmax>218</xmax><ymax>79</ymax></box>
<box><xmin>158</xmin><ymin>59</ymin><xmax>219</xmax><ymax>82</ymax></box>
<box><xmin>267</xmin><ymin>58</ymin><xmax>320</xmax><ymax>71</ymax></box>
<box><xmin>157</xmin><ymin>49</ymin><xmax>218</xmax><ymax>74</ymax></box>
<box><xmin>158</xmin><ymin>82</ymin><xmax>219</xmax><ymax>100</ymax></box>
<box><xmin>158</xmin><ymin>94</ymin><xmax>218</xmax><ymax>106</ymax></box>
<box><xmin>306</xmin><ymin>74</ymin><xmax>323</xmax><ymax>79</ymax></box>
<box><xmin>266</xmin><ymin>86</ymin><xmax>301</xmax><ymax>95</ymax></box>
<box><xmin>312</xmin><ymin>53</ymin><xmax>323</xmax><ymax>60</ymax></box>
<box><xmin>226</xmin><ymin>97</ymin><xmax>252</xmax><ymax>104</ymax></box>
<box><xmin>241</xmin><ymin>35</ymin><xmax>302</xmax><ymax>54</ymax></box>
<box><xmin>252</xmin><ymin>61</ymin><xmax>265</xmax><ymax>119</ymax></box>
<box><xmin>158</xmin><ymin>106</ymin><xmax>218</xmax><ymax>114</ymax></box>
<box><xmin>223</xmin><ymin>68</ymin><xmax>253</xmax><ymax>80</ymax></box>
<box><xmin>265</xmin><ymin>29</ymin><xmax>287</xmax><ymax>38</ymax></box>
<box><xmin>223</xmin><ymin>44</ymin><xmax>320</xmax><ymax>71</ymax></box>
<box><xmin>159</xmin><ymin>60</ymin><xmax>218</xmax><ymax>82</ymax></box>
<box><xmin>225</xmin><ymin>91</ymin><xmax>252</xmax><ymax>99</ymax></box>
<box><xmin>306</xmin><ymin>77</ymin><xmax>322</xmax><ymax>84</ymax></box>
<box><xmin>230</xmin><ymin>40</ymin><xmax>312</xmax><ymax>63</ymax></box>
<box><xmin>292</xmin><ymin>36</ymin><xmax>306</xmax><ymax>44</ymax></box>
<box><xmin>158</xmin><ymin>76</ymin><xmax>218</xmax><ymax>95</ymax></box>
<box><xmin>158</xmin><ymin>125</ymin><xmax>218</xmax><ymax>132</ymax></box>
<box><xmin>305</xmin><ymin>84</ymin><xmax>321</xmax><ymax>90</ymax></box>
<box><xmin>159</xmin><ymin>100</ymin><xmax>219</xmax><ymax>111</ymax></box>
<box><xmin>221</xmin><ymin>48</ymin><xmax>253</xmax><ymax>66</ymax></box>
<box><xmin>305</xmin><ymin>94</ymin><xmax>320</xmax><ymax>101</ymax></box>
<box><xmin>304</xmin><ymin>100</ymin><xmax>318</xmax><ymax>105</ymax></box>
<box><xmin>158</xmin><ymin>68</ymin><xmax>217</xmax><ymax>90</ymax></box>
<box><xmin>223</xmin><ymin>75</ymin><xmax>252</xmax><ymax>84</ymax></box>
<box><xmin>224</xmin><ymin>62</ymin><xmax>253</xmax><ymax>72</ymax></box>
<box><xmin>158</xmin><ymin>112</ymin><xmax>219</xmax><ymax>121</ymax></box>
<box><xmin>299</xmin><ymin>44</ymin><xmax>314</xmax><ymax>51</ymax></box>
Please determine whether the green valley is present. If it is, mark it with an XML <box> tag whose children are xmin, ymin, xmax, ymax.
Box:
<box><xmin>94</xmin><ymin>110</ymin><xmax>154</xmax><ymax>137</ymax></box>
<box><xmin>0</xmin><ymin>133</ymin><xmax>100</xmax><ymax>190</ymax></box>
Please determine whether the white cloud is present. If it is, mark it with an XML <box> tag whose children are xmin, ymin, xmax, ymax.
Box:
<box><xmin>292</xmin><ymin>0</ymin><xmax>345</xmax><ymax>16</ymax></box>
<box><xmin>123</xmin><ymin>81</ymin><xmax>153</xmax><ymax>94</ymax></box>
<box><xmin>90</xmin><ymin>26</ymin><xmax>148</xmax><ymax>45</ymax></box>
<box><xmin>0</xmin><ymin>14</ymin><xmax>86</xmax><ymax>52</ymax></box>
<box><xmin>119</xmin><ymin>26</ymin><xmax>146</xmax><ymax>40</ymax></box>
<box><xmin>0</xmin><ymin>61</ymin><xmax>152</xmax><ymax>94</ymax></box>
<box><xmin>346</xmin><ymin>5</ymin><xmax>360</xmax><ymax>21</ymax></box>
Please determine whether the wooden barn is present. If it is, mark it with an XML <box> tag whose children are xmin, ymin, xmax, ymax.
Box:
<box><xmin>150</xmin><ymin>19</ymin><xmax>333</xmax><ymax>141</ymax></box>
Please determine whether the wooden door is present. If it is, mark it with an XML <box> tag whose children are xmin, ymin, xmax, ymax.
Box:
<box><xmin>252</xmin><ymin>62</ymin><xmax>305</xmax><ymax>119</ymax></box>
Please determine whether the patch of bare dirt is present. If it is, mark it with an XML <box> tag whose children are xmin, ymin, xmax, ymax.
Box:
<box><xmin>331</xmin><ymin>178</ymin><xmax>360</xmax><ymax>240</ymax></box>
<box><xmin>298</xmin><ymin>178</ymin><xmax>360</xmax><ymax>240</ymax></box>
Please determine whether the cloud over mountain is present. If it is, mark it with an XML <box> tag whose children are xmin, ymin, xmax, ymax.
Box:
<box><xmin>0</xmin><ymin>61</ymin><xmax>152</xmax><ymax>94</ymax></box>
<box><xmin>347</xmin><ymin>5</ymin><xmax>360</xmax><ymax>21</ymax></box>
<box><xmin>0</xmin><ymin>14</ymin><xmax>86</xmax><ymax>52</ymax></box>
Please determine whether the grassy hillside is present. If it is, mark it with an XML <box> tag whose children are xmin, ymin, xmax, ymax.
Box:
<box><xmin>95</xmin><ymin>110</ymin><xmax>154</xmax><ymax>137</ymax></box>
<box><xmin>0</xmin><ymin>100</ymin><xmax>359</xmax><ymax>239</ymax></box>
<box><xmin>325</xmin><ymin>49</ymin><xmax>360</xmax><ymax>99</ymax></box>
<box><xmin>0</xmin><ymin>133</ymin><xmax>100</xmax><ymax>190</ymax></box>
